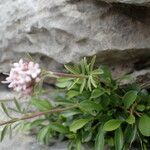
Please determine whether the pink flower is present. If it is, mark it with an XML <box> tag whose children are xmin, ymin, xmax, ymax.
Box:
<box><xmin>27</xmin><ymin>62</ymin><xmax>41</xmax><ymax>78</ymax></box>
<box><xmin>2</xmin><ymin>59</ymin><xmax>41</xmax><ymax>95</ymax></box>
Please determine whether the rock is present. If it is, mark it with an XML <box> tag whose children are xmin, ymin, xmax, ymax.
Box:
<box><xmin>0</xmin><ymin>134</ymin><xmax>68</xmax><ymax>150</ymax></box>
<box><xmin>0</xmin><ymin>0</ymin><xmax>150</xmax><ymax>74</ymax></box>
<box><xmin>132</xmin><ymin>69</ymin><xmax>150</xmax><ymax>88</ymax></box>
<box><xmin>101</xmin><ymin>0</ymin><xmax>150</xmax><ymax>6</ymax></box>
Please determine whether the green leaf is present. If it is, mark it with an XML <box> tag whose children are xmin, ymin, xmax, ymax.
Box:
<box><xmin>139</xmin><ymin>115</ymin><xmax>150</xmax><ymax>136</ymax></box>
<box><xmin>100</xmin><ymin>65</ymin><xmax>112</xmax><ymax>80</ymax></box>
<box><xmin>143</xmin><ymin>143</ymin><xmax>147</xmax><ymax>150</ymax></box>
<box><xmin>90</xmin><ymin>55</ymin><xmax>96</xmax><ymax>71</ymax></box>
<box><xmin>103</xmin><ymin>119</ymin><xmax>122</xmax><ymax>131</ymax></box>
<box><xmin>88</xmin><ymin>76</ymin><xmax>92</xmax><ymax>91</ymax></box>
<box><xmin>67</xmin><ymin>90</ymin><xmax>79</xmax><ymax>98</ymax></box>
<box><xmin>124</xmin><ymin>125</ymin><xmax>137</xmax><ymax>145</ymax></box>
<box><xmin>68</xmin><ymin>78</ymin><xmax>79</xmax><ymax>90</ymax></box>
<box><xmin>80</xmin><ymin>59</ymin><xmax>86</xmax><ymax>74</ymax></box>
<box><xmin>82</xmin><ymin>131</ymin><xmax>92</xmax><ymax>142</ymax></box>
<box><xmin>137</xmin><ymin>105</ymin><xmax>145</xmax><ymax>112</ymax></box>
<box><xmin>56</xmin><ymin>80</ymin><xmax>71</xmax><ymax>88</ymax></box>
<box><xmin>91</xmin><ymin>68</ymin><xmax>103</xmax><ymax>75</ymax></box>
<box><xmin>1</xmin><ymin>103</ymin><xmax>11</xmax><ymax>118</ymax></box>
<box><xmin>76</xmin><ymin>137</ymin><xmax>82</xmax><ymax>150</ymax></box>
<box><xmin>8</xmin><ymin>125</ymin><xmax>12</xmax><ymax>139</ymax></box>
<box><xmin>74</xmin><ymin>64</ymin><xmax>81</xmax><ymax>74</ymax></box>
<box><xmin>124</xmin><ymin>125</ymin><xmax>137</xmax><ymax>144</ymax></box>
<box><xmin>90</xmin><ymin>76</ymin><xmax>97</xmax><ymax>88</ymax></box>
<box><xmin>126</xmin><ymin>114</ymin><xmax>135</xmax><ymax>124</ymax></box>
<box><xmin>123</xmin><ymin>91</ymin><xmax>138</xmax><ymax>109</ymax></box>
<box><xmin>101</xmin><ymin>95</ymin><xmax>110</xmax><ymax>108</ymax></box>
<box><xmin>130</xmin><ymin>126</ymin><xmax>137</xmax><ymax>146</ymax></box>
<box><xmin>94</xmin><ymin>125</ymin><xmax>105</xmax><ymax>150</ymax></box>
<box><xmin>37</xmin><ymin>126</ymin><xmax>50</xmax><ymax>142</ymax></box>
<box><xmin>61</xmin><ymin>110</ymin><xmax>81</xmax><ymax>118</ymax></box>
<box><xmin>57</xmin><ymin>77</ymin><xmax>72</xmax><ymax>82</ymax></box>
<box><xmin>49</xmin><ymin>123</ymin><xmax>68</xmax><ymax>134</ymax></box>
<box><xmin>64</xmin><ymin>65</ymin><xmax>78</xmax><ymax>74</ymax></box>
<box><xmin>80</xmin><ymin>101</ymin><xmax>102</xmax><ymax>114</ymax></box>
<box><xmin>84</xmin><ymin>57</ymin><xmax>90</xmax><ymax>74</ymax></box>
<box><xmin>30</xmin><ymin>119</ymin><xmax>45</xmax><ymax>128</ymax></box>
<box><xmin>107</xmin><ymin>138</ymin><xmax>114</xmax><ymax>147</ymax></box>
<box><xmin>1</xmin><ymin>125</ymin><xmax>9</xmax><ymax>141</ymax></box>
<box><xmin>91</xmin><ymin>88</ymin><xmax>105</xmax><ymax>98</ymax></box>
<box><xmin>23</xmin><ymin>122</ymin><xmax>31</xmax><ymax>131</ymax></box>
<box><xmin>14</xmin><ymin>98</ymin><xmax>22</xmax><ymax>112</ymax></box>
<box><xmin>80</xmin><ymin>79</ymin><xmax>86</xmax><ymax>93</ymax></box>
<box><xmin>115</xmin><ymin>127</ymin><xmax>124</xmax><ymax>150</ymax></box>
<box><xmin>31</xmin><ymin>98</ymin><xmax>52</xmax><ymax>111</ymax></box>
<box><xmin>70</xmin><ymin>119</ymin><xmax>91</xmax><ymax>133</ymax></box>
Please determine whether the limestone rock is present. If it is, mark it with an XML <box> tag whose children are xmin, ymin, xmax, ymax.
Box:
<box><xmin>101</xmin><ymin>0</ymin><xmax>150</xmax><ymax>6</ymax></box>
<box><xmin>0</xmin><ymin>0</ymin><xmax>150</xmax><ymax>74</ymax></box>
<box><xmin>0</xmin><ymin>133</ymin><xmax>67</xmax><ymax>150</ymax></box>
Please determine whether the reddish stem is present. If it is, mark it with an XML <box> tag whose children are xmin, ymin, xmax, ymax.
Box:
<box><xmin>0</xmin><ymin>105</ymin><xmax>77</xmax><ymax>126</ymax></box>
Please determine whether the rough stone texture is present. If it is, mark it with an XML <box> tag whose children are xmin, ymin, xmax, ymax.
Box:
<box><xmin>0</xmin><ymin>0</ymin><xmax>150</xmax><ymax>74</ymax></box>
<box><xmin>0</xmin><ymin>134</ymin><xmax>68</xmax><ymax>150</ymax></box>
<box><xmin>101</xmin><ymin>0</ymin><xmax>150</xmax><ymax>6</ymax></box>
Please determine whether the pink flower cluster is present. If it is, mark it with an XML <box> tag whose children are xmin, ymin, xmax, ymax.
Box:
<box><xmin>2</xmin><ymin>59</ymin><xmax>41</xmax><ymax>95</ymax></box>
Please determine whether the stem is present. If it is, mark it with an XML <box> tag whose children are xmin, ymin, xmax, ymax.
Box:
<box><xmin>130</xmin><ymin>102</ymin><xmax>137</xmax><ymax>115</ymax></box>
<box><xmin>47</xmin><ymin>71</ymin><xmax>88</xmax><ymax>79</ymax></box>
<box><xmin>0</xmin><ymin>105</ymin><xmax>77</xmax><ymax>126</ymax></box>
<box><xmin>134</xmin><ymin>111</ymin><xmax>142</xmax><ymax>117</ymax></box>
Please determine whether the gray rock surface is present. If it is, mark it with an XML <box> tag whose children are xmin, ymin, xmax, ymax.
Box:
<box><xmin>0</xmin><ymin>0</ymin><xmax>150</xmax><ymax>73</ymax></box>
<box><xmin>101</xmin><ymin>0</ymin><xmax>150</xmax><ymax>6</ymax></box>
<box><xmin>0</xmin><ymin>134</ymin><xmax>68</xmax><ymax>150</ymax></box>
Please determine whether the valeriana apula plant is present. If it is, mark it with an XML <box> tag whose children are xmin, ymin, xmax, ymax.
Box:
<box><xmin>0</xmin><ymin>56</ymin><xmax>150</xmax><ymax>150</ymax></box>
